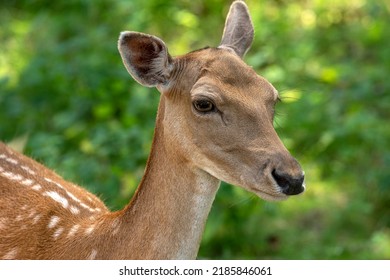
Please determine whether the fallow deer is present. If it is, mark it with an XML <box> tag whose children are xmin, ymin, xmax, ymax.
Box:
<box><xmin>0</xmin><ymin>1</ymin><xmax>305</xmax><ymax>259</ymax></box>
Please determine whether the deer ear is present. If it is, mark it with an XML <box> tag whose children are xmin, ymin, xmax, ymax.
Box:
<box><xmin>118</xmin><ymin>31</ymin><xmax>173</xmax><ymax>87</ymax></box>
<box><xmin>219</xmin><ymin>1</ymin><xmax>254</xmax><ymax>58</ymax></box>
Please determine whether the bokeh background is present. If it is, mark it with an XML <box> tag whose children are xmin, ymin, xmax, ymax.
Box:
<box><xmin>1</xmin><ymin>0</ymin><xmax>389</xmax><ymax>259</ymax></box>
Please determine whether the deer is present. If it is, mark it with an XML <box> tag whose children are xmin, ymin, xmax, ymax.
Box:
<box><xmin>0</xmin><ymin>1</ymin><xmax>305</xmax><ymax>260</ymax></box>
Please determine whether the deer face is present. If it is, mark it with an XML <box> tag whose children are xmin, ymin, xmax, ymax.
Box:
<box><xmin>160</xmin><ymin>48</ymin><xmax>304</xmax><ymax>200</ymax></box>
<box><xmin>118</xmin><ymin>1</ymin><xmax>305</xmax><ymax>201</ymax></box>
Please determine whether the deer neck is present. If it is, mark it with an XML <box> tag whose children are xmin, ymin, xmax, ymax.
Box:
<box><xmin>118</xmin><ymin>96</ymin><xmax>220</xmax><ymax>259</ymax></box>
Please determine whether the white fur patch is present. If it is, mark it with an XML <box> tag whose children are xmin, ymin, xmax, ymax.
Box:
<box><xmin>53</xmin><ymin>227</ymin><xmax>64</xmax><ymax>240</ymax></box>
<box><xmin>32</xmin><ymin>214</ymin><xmax>42</xmax><ymax>224</ymax></box>
<box><xmin>88</xmin><ymin>249</ymin><xmax>98</xmax><ymax>260</ymax></box>
<box><xmin>21</xmin><ymin>165</ymin><xmax>36</xmax><ymax>175</ymax></box>
<box><xmin>85</xmin><ymin>225</ymin><xmax>95</xmax><ymax>235</ymax></box>
<box><xmin>31</xmin><ymin>184</ymin><xmax>42</xmax><ymax>191</ymax></box>
<box><xmin>2</xmin><ymin>248</ymin><xmax>18</xmax><ymax>260</ymax></box>
<box><xmin>21</xmin><ymin>178</ymin><xmax>34</xmax><ymax>186</ymax></box>
<box><xmin>44</xmin><ymin>177</ymin><xmax>98</xmax><ymax>213</ymax></box>
<box><xmin>5</xmin><ymin>157</ymin><xmax>18</xmax><ymax>165</ymax></box>
<box><xmin>44</xmin><ymin>191</ymin><xmax>69</xmax><ymax>209</ymax></box>
<box><xmin>1</xmin><ymin>171</ymin><xmax>23</xmax><ymax>181</ymax></box>
<box><xmin>28</xmin><ymin>209</ymin><xmax>36</xmax><ymax>219</ymax></box>
<box><xmin>70</xmin><ymin>205</ymin><xmax>80</xmax><ymax>215</ymax></box>
<box><xmin>48</xmin><ymin>216</ymin><xmax>60</xmax><ymax>229</ymax></box>
<box><xmin>0</xmin><ymin>154</ymin><xmax>19</xmax><ymax>165</ymax></box>
<box><xmin>67</xmin><ymin>224</ymin><xmax>80</xmax><ymax>237</ymax></box>
<box><xmin>111</xmin><ymin>218</ymin><xmax>120</xmax><ymax>235</ymax></box>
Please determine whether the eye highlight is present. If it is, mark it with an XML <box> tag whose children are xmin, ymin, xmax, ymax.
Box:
<box><xmin>193</xmin><ymin>99</ymin><xmax>215</xmax><ymax>113</ymax></box>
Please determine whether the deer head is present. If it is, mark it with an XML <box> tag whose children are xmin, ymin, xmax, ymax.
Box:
<box><xmin>118</xmin><ymin>1</ymin><xmax>305</xmax><ymax>201</ymax></box>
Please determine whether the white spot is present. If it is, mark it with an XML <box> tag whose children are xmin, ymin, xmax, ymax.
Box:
<box><xmin>2</xmin><ymin>248</ymin><xmax>18</xmax><ymax>260</ymax></box>
<box><xmin>5</xmin><ymin>157</ymin><xmax>18</xmax><ymax>165</ymax></box>
<box><xmin>21</xmin><ymin>205</ymin><xmax>28</xmax><ymax>210</ymax></box>
<box><xmin>44</xmin><ymin>177</ymin><xmax>68</xmax><ymax>192</ymax></box>
<box><xmin>87</xmin><ymin>195</ymin><xmax>101</xmax><ymax>205</ymax></box>
<box><xmin>70</xmin><ymin>205</ymin><xmax>80</xmax><ymax>215</ymax></box>
<box><xmin>28</xmin><ymin>209</ymin><xmax>36</xmax><ymax>218</ymax></box>
<box><xmin>44</xmin><ymin>177</ymin><xmax>97</xmax><ymax>213</ymax></box>
<box><xmin>48</xmin><ymin>216</ymin><xmax>60</xmax><ymax>229</ymax></box>
<box><xmin>85</xmin><ymin>225</ymin><xmax>95</xmax><ymax>235</ymax></box>
<box><xmin>111</xmin><ymin>219</ymin><xmax>120</xmax><ymax>235</ymax></box>
<box><xmin>0</xmin><ymin>166</ymin><xmax>4</xmax><ymax>172</ymax></box>
<box><xmin>44</xmin><ymin>191</ymin><xmax>69</xmax><ymax>209</ymax></box>
<box><xmin>65</xmin><ymin>190</ymin><xmax>81</xmax><ymax>203</ymax></box>
<box><xmin>32</xmin><ymin>214</ymin><xmax>42</xmax><ymax>224</ymax></box>
<box><xmin>32</xmin><ymin>184</ymin><xmax>42</xmax><ymax>191</ymax></box>
<box><xmin>21</xmin><ymin>165</ymin><xmax>36</xmax><ymax>175</ymax></box>
<box><xmin>88</xmin><ymin>249</ymin><xmax>98</xmax><ymax>260</ymax></box>
<box><xmin>53</xmin><ymin>227</ymin><xmax>64</xmax><ymax>240</ymax></box>
<box><xmin>67</xmin><ymin>224</ymin><xmax>80</xmax><ymax>237</ymax></box>
<box><xmin>80</xmin><ymin>202</ymin><xmax>94</xmax><ymax>212</ymax></box>
<box><xmin>16</xmin><ymin>215</ymin><xmax>23</xmax><ymax>221</ymax></box>
<box><xmin>0</xmin><ymin>154</ymin><xmax>19</xmax><ymax>166</ymax></box>
<box><xmin>2</xmin><ymin>171</ymin><xmax>23</xmax><ymax>181</ymax></box>
<box><xmin>21</xmin><ymin>178</ymin><xmax>34</xmax><ymax>186</ymax></box>
<box><xmin>44</xmin><ymin>177</ymin><xmax>60</xmax><ymax>185</ymax></box>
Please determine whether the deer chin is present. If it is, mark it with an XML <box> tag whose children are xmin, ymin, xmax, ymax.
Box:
<box><xmin>201</xmin><ymin>164</ymin><xmax>288</xmax><ymax>201</ymax></box>
<box><xmin>248</xmin><ymin>185</ymin><xmax>289</xmax><ymax>202</ymax></box>
<box><xmin>237</xmin><ymin>176</ymin><xmax>289</xmax><ymax>201</ymax></box>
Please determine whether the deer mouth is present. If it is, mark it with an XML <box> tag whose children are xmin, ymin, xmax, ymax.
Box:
<box><xmin>248</xmin><ymin>185</ymin><xmax>289</xmax><ymax>201</ymax></box>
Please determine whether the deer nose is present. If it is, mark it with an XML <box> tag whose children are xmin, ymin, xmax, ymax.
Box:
<box><xmin>271</xmin><ymin>169</ymin><xmax>305</xmax><ymax>195</ymax></box>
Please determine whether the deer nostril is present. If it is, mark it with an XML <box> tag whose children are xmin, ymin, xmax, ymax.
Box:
<box><xmin>271</xmin><ymin>169</ymin><xmax>305</xmax><ymax>195</ymax></box>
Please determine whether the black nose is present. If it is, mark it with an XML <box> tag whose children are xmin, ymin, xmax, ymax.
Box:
<box><xmin>272</xmin><ymin>169</ymin><xmax>305</xmax><ymax>195</ymax></box>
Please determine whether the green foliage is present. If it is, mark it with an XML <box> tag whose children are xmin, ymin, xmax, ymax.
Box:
<box><xmin>1</xmin><ymin>0</ymin><xmax>389</xmax><ymax>259</ymax></box>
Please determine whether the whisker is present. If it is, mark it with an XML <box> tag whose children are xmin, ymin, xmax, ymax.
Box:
<box><xmin>228</xmin><ymin>194</ymin><xmax>256</xmax><ymax>208</ymax></box>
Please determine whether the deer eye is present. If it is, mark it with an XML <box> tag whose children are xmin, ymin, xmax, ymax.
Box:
<box><xmin>193</xmin><ymin>99</ymin><xmax>215</xmax><ymax>113</ymax></box>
